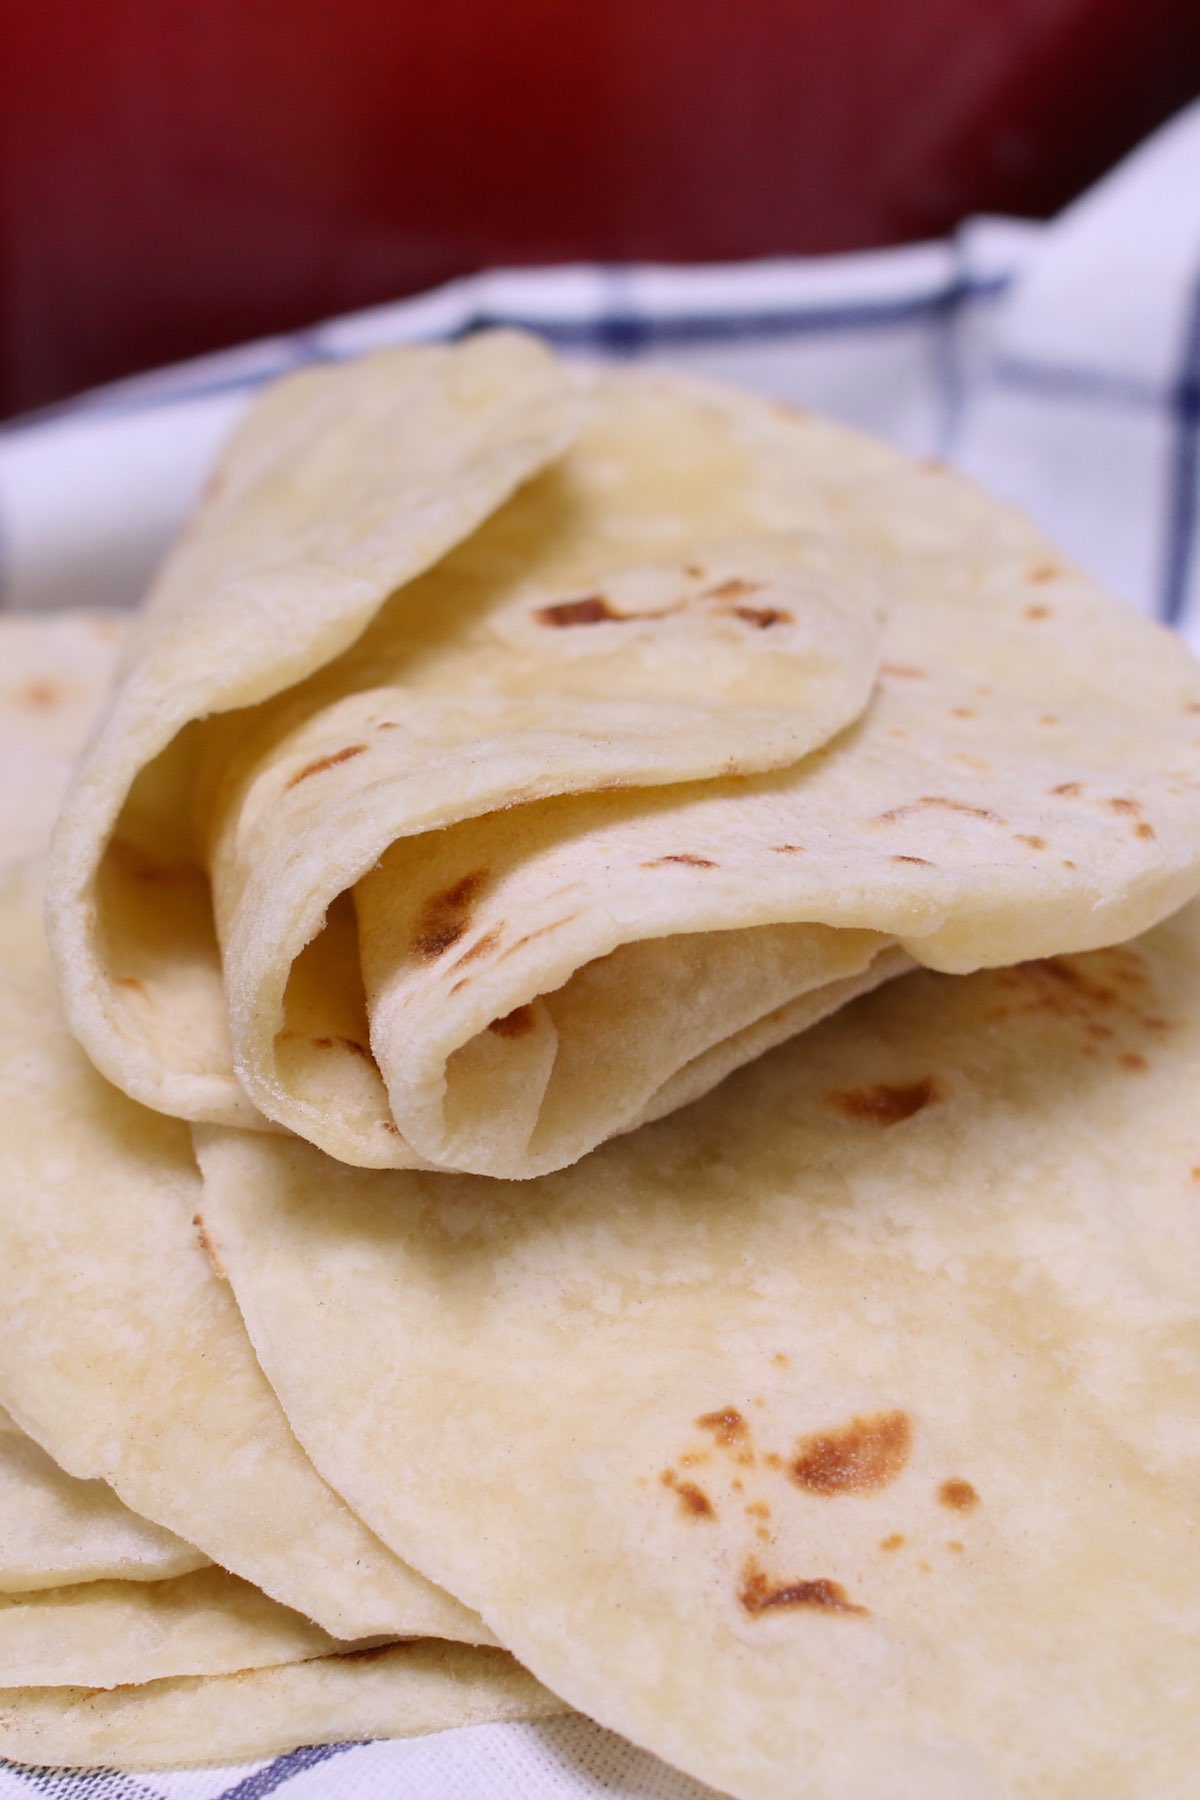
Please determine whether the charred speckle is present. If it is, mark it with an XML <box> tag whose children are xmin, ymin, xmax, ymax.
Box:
<box><xmin>19</xmin><ymin>680</ymin><xmax>63</xmax><ymax>710</ymax></box>
<box><xmin>311</xmin><ymin>1035</ymin><xmax>371</xmax><ymax>1060</ymax></box>
<box><xmin>696</xmin><ymin>1407</ymin><xmax>749</xmax><ymax>1447</ymax></box>
<box><xmin>450</xmin><ymin>926</ymin><xmax>503</xmax><ymax>972</ymax></box>
<box><xmin>412</xmin><ymin>871</ymin><xmax>489</xmax><ymax>961</ymax></box>
<box><xmin>938</xmin><ymin>1478</ymin><xmax>979</xmax><ymax>1512</ymax></box>
<box><xmin>876</xmin><ymin>796</ymin><xmax>999</xmax><ymax>826</ymax></box>
<box><xmin>791</xmin><ymin>1411</ymin><xmax>912</xmax><ymax>1496</ymax></box>
<box><xmin>286</xmin><ymin>744</ymin><xmax>368</xmax><ymax>789</ymax></box>
<box><xmin>830</xmin><ymin>1079</ymin><xmax>940</xmax><ymax>1126</ymax></box>
<box><xmin>489</xmin><ymin>1004</ymin><xmax>537</xmax><ymax>1038</ymax></box>
<box><xmin>739</xmin><ymin>1557</ymin><xmax>867</xmax><ymax>1618</ymax></box>
<box><xmin>644</xmin><ymin>853</ymin><xmax>718</xmax><ymax>869</ymax></box>
<box><xmin>891</xmin><ymin>854</ymin><xmax>932</xmax><ymax>866</ymax></box>
<box><xmin>660</xmin><ymin>1469</ymin><xmax>715</xmax><ymax>1519</ymax></box>
<box><xmin>731</xmin><ymin>604</ymin><xmax>792</xmax><ymax>629</ymax></box>
<box><xmin>535</xmin><ymin>595</ymin><xmax>621</xmax><ymax>626</ymax></box>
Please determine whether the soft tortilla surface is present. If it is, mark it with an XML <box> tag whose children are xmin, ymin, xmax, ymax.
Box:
<box><xmin>0</xmin><ymin>1566</ymin><xmax>342</xmax><ymax>1689</ymax></box>
<box><xmin>46</xmin><ymin>346</ymin><xmax>1200</xmax><ymax>1178</ymax></box>
<box><xmin>0</xmin><ymin>1407</ymin><xmax>206</xmax><ymax>1594</ymax></box>
<box><xmin>0</xmin><ymin>886</ymin><xmax>489</xmax><ymax>1647</ymax></box>
<box><xmin>199</xmin><ymin>902</ymin><xmax>1200</xmax><ymax>1800</ymax></box>
<box><xmin>0</xmin><ymin>612</ymin><xmax>125</xmax><ymax>871</ymax></box>
<box><xmin>0</xmin><ymin>1643</ymin><xmax>564</xmax><ymax>1769</ymax></box>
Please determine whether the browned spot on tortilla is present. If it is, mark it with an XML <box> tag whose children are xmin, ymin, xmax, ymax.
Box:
<box><xmin>745</xmin><ymin>1500</ymin><xmax>771</xmax><ymax>1520</ymax></box>
<box><xmin>946</xmin><ymin>1540</ymin><xmax>965</xmax><ymax>1552</ymax></box>
<box><xmin>950</xmin><ymin>707</ymin><xmax>976</xmax><ymax>719</ymax></box>
<box><xmin>1052</xmin><ymin>783</ymin><xmax>1082</xmax><ymax>797</ymax></box>
<box><xmin>1039</xmin><ymin>714</ymin><xmax>1061</xmax><ymax>726</ymax></box>
<box><xmin>697</xmin><ymin>1407</ymin><xmax>749</xmax><ymax>1447</ymax></box>
<box><xmin>684</xmin><ymin>563</ymin><xmax>706</xmax><ymax>579</ymax></box>
<box><xmin>489</xmin><ymin>1004</ymin><xmax>537</xmax><ymax>1038</ymax></box>
<box><xmin>830</xmin><ymin>1079</ymin><xmax>940</xmax><ymax>1126</ymax></box>
<box><xmin>731</xmin><ymin>604</ymin><xmax>793</xmax><ymax>629</ymax></box>
<box><xmin>881</xmin><ymin>663</ymin><xmax>926</xmax><ymax>679</ymax></box>
<box><xmin>497</xmin><ymin>915</ymin><xmax>578</xmax><ymax>962</ymax></box>
<box><xmin>772</xmin><ymin>843</ymin><xmax>805</xmax><ymax>853</ymax></box>
<box><xmin>875</xmin><ymin>795</ymin><xmax>999</xmax><ymax>826</ymax></box>
<box><xmin>535</xmin><ymin>594</ymin><xmax>621</xmax><ymax>626</ymax></box>
<box><xmin>115</xmin><ymin>976</ymin><xmax>144</xmax><ymax>992</ymax></box>
<box><xmin>1191</xmin><ymin>1167</ymin><xmax>1200</xmax><ymax>1180</ymax></box>
<box><xmin>643</xmin><ymin>853</ymin><xmax>718</xmax><ymax>868</ymax></box>
<box><xmin>891</xmin><ymin>854</ymin><xmax>932</xmax><ymax>866</ymax></box>
<box><xmin>791</xmin><ymin>1411</ymin><xmax>912</xmax><ymax>1496</ymax></box>
<box><xmin>772</xmin><ymin>1352</ymin><xmax>790</xmax><ymax>1368</ymax></box>
<box><xmin>1022</xmin><ymin>603</ymin><xmax>1051</xmax><ymax>621</ymax></box>
<box><xmin>938</xmin><ymin>1478</ymin><xmax>979</xmax><ymax>1512</ymax></box>
<box><xmin>312</xmin><ymin>1035</ymin><xmax>371</xmax><ymax>1060</ymax></box>
<box><xmin>286</xmin><ymin>744</ymin><xmax>367</xmax><ymax>788</ymax></box>
<box><xmin>764</xmin><ymin>1451</ymin><xmax>782</xmax><ymax>1470</ymax></box>
<box><xmin>1136</xmin><ymin>821</ymin><xmax>1157</xmax><ymax>839</ymax></box>
<box><xmin>18</xmin><ymin>679</ymin><xmax>64</xmax><ymax>710</ymax></box>
<box><xmin>412</xmin><ymin>871</ymin><xmax>488</xmax><ymax>960</ymax></box>
<box><xmin>376</xmin><ymin>720</ymin><xmax>400</xmax><ymax>730</ymax></box>
<box><xmin>1118</xmin><ymin>1051</ymin><xmax>1148</xmax><ymax>1072</ymax></box>
<box><xmin>879</xmin><ymin>1534</ymin><xmax>905</xmax><ymax>1552</ymax></box>
<box><xmin>1107</xmin><ymin>797</ymin><xmax>1142</xmax><ymax>816</ymax></box>
<box><xmin>660</xmin><ymin>1469</ymin><xmax>714</xmax><ymax>1519</ymax></box>
<box><xmin>1016</xmin><ymin>834</ymin><xmax>1047</xmax><ymax>850</ymax></box>
<box><xmin>450</xmin><ymin>926</ymin><xmax>503</xmax><ymax>972</ymax></box>
<box><xmin>1027</xmin><ymin>562</ymin><xmax>1061</xmax><ymax>583</ymax></box>
<box><xmin>678</xmin><ymin>1451</ymin><xmax>710</xmax><ymax>1468</ymax></box>
<box><xmin>192</xmin><ymin>1214</ymin><xmax>226</xmax><ymax>1280</ymax></box>
<box><xmin>705</xmin><ymin>577</ymin><xmax>760</xmax><ymax>601</ymax></box>
<box><xmin>1062</xmin><ymin>859</ymin><xmax>1077</xmax><ymax>869</ymax></box>
<box><xmin>380</xmin><ymin>1120</ymin><xmax>402</xmax><ymax>1136</ymax></box>
<box><xmin>739</xmin><ymin>1557</ymin><xmax>867</xmax><ymax>1618</ymax></box>
<box><xmin>1186</xmin><ymin>700</ymin><xmax>1200</xmax><ymax>715</ymax></box>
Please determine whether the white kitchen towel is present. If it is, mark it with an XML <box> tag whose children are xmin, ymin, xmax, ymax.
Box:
<box><xmin>0</xmin><ymin>96</ymin><xmax>1198</xmax><ymax>1800</ymax></box>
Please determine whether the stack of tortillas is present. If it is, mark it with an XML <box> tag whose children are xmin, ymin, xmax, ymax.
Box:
<box><xmin>2</xmin><ymin>331</ymin><xmax>1199</xmax><ymax>1793</ymax></box>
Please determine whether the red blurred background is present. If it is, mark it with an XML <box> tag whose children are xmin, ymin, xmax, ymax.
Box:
<box><xmin>3</xmin><ymin>0</ymin><xmax>1199</xmax><ymax>419</ymax></box>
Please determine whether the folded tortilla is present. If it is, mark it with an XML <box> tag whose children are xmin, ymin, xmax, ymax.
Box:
<box><xmin>199</xmin><ymin>899</ymin><xmax>1200</xmax><ymax>1800</ymax></box>
<box><xmin>0</xmin><ymin>1643</ymin><xmax>564</xmax><ymax>1768</ymax></box>
<box><xmin>47</xmin><ymin>337</ymin><xmax>1200</xmax><ymax>1176</ymax></box>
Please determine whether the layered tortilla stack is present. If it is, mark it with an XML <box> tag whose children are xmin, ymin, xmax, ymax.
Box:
<box><xmin>2</xmin><ymin>335</ymin><xmax>1198</xmax><ymax>1792</ymax></box>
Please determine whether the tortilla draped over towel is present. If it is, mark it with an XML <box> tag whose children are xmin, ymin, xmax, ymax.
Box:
<box><xmin>46</xmin><ymin>332</ymin><xmax>1200</xmax><ymax>1175</ymax></box>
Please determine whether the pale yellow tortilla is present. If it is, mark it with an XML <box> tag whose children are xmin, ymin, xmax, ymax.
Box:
<box><xmin>0</xmin><ymin>1406</ymin><xmax>206</xmax><ymax>1594</ymax></box>
<box><xmin>0</xmin><ymin>1643</ymin><xmax>565</xmax><ymax>1769</ymax></box>
<box><xmin>0</xmin><ymin>612</ymin><xmax>125</xmax><ymax>872</ymax></box>
<box><xmin>199</xmin><ymin>901</ymin><xmax>1200</xmax><ymax>1799</ymax></box>
<box><xmin>0</xmin><ymin>886</ymin><xmax>489</xmax><ymax>1648</ymax></box>
<box><xmin>46</xmin><ymin>346</ymin><xmax>1200</xmax><ymax>1178</ymax></box>
<box><xmin>0</xmin><ymin>1566</ymin><xmax>342</xmax><ymax>1690</ymax></box>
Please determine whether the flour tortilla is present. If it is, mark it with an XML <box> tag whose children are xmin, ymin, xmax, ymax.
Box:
<box><xmin>0</xmin><ymin>888</ymin><xmax>488</xmax><ymax>1647</ymax></box>
<box><xmin>0</xmin><ymin>612</ymin><xmax>125</xmax><ymax>871</ymax></box>
<box><xmin>0</xmin><ymin>1566</ymin><xmax>346</xmax><ymax>1689</ymax></box>
<box><xmin>0</xmin><ymin>1643</ymin><xmax>564</xmax><ymax>1769</ymax></box>
<box><xmin>48</xmin><ymin>352</ymin><xmax>886</xmax><ymax>1173</ymax></box>
<box><xmin>200</xmin><ymin>899</ymin><xmax>1200</xmax><ymax>1800</ymax></box>
<box><xmin>0</xmin><ymin>1407</ymin><xmax>206</xmax><ymax>1594</ymax></box>
<box><xmin>47</xmin><ymin>347</ymin><xmax>1200</xmax><ymax>1176</ymax></box>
